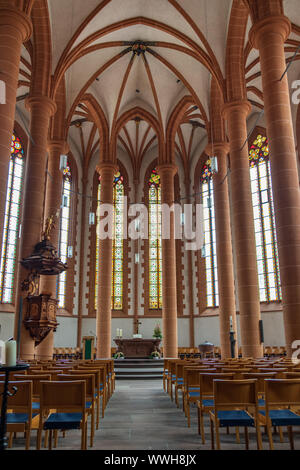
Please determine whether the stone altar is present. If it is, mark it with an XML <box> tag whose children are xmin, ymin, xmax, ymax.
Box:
<box><xmin>114</xmin><ymin>338</ymin><xmax>161</xmax><ymax>358</ymax></box>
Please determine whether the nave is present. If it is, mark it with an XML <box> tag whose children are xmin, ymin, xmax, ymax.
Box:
<box><xmin>9</xmin><ymin>379</ymin><xmax>300</xmax><ymax>451</ymax></box>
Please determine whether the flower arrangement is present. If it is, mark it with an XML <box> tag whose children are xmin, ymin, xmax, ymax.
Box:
<box><xmin>153</xmin><ymin>323</ymin><xmax>162</xmax><ymax>339</ymax></box>
<box><xmin>114</xmin><ymin>351</ymin><xmax>124</xmax><ymax>359</ymax></box>
<box><xmin>150</xmin><ymin>350</ymin><xmax>161</xmax><ymax>359</ymax></box>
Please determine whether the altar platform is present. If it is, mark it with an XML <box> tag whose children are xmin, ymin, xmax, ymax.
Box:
<box><xmin>114</xmin><ymin>338</ymin><xmax>161</xmax><ymax>358</ymax></box>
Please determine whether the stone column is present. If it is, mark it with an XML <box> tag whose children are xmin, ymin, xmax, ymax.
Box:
<box><xmin>37</xmin><ymin>140</ymin><xmax>68</xmax><ymax>360</ymax></box>
<box><xmin>14</xmin><ymin>96</ymin><xmax>57</xmax><ymax>360</ymax></box>
<box><xmin>77</xmin><ymin>174</ymin><xmax>88</xmax><ymax>348</ymax></box>
<box><xmin>158</xmin><ymin>164</ymin><xmax>178</xmax><ymax>358</ymax></box>
<box><xmin>250</xmin><ymin>16</ymin><xmax>300</xmax><ymax>356</ymax></box>
<box><xmin>206</xmin><ymin>143</ymin><xmax>238</xmax><ymax>358</ymax></box>
<box><xmin>0</xmin><ymin>6</ymin><xmax>31</xmax><ymax>256</ymax></box>
<box><xmin>184</xmin><ymin>178</ymin><xmax>195</xmax><ymax>348</ymax></box>
<box><xmin>223</xmin><ymin>101</ymin><xmax>263</xmax><ymax>358</ymax></box>
<box><xmin>96</xmin><ymin>163</ymin><xmax>117</xmax><ymax>358</ymax></box>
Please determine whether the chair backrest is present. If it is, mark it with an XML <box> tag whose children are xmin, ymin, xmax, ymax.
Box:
<box><xmin>184</xmin><ymin>368</ymin><xmax>216</xmax><ymax>388</ymax></box>
<box><xmin>70</xmin><ymin>368</ymin><xmax>103</xmax><ymax>389</ymax></box>
<box><xmin>0</xmin><ymin>380</ymin><xmax>32</xmax><ymax>413</ymax></box>
<box><xmin>213</xmin><ymin>379</ymin><xmax>259</xmax><ymax>410</ymax></box>
<box><xmin>58</xmin><ymin>374</ymin><xmax>95</xmax><ymax>398</ymax></box>
<box><xmin>14</xmin><ymin>374</ymin><xmax>51</xmax><ymax>397</ymax></box>
<box><xmin>264</xmin><ymin>379</ymin><xmax>300</xmax><ymax>408</ymax></box>
<box><xmin>284</xmin><ymin>372</ymin><xmax>300</xmax><ymax>378</ymax></box>
<box><xmin>199</xmin><ymin>373</ymin><xmax>235</xmax><ymax>397</ymax></box>
<box><xmin>242</xmin><ymin>372</ymin><xmax>277</xmax><ymax>393</ymax></box>
<box><xmin>40</xmin><ymin>380</ymin><xmax>86</xmax><ymax>412</ymax></box>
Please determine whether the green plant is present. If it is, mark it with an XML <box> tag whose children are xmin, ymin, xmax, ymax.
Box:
<box><xmin>153</xmin><ymin>323</ymin><xmax>162</xmax><ymax>339</ymax></box>
<box><xmin>114</xmin><ymin>351</ymin><xmax>124</xmax><ymax>359</ymax></box>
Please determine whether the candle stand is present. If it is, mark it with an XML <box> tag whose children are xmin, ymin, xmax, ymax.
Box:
<box><xmin>0</xmin><ymin>363</ymin><xmax>29</xmax><ymax>451</ymax></box>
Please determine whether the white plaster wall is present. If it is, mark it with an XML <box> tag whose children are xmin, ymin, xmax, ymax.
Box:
<box><xmin>0</xmin><ymin>313</ymin><xmax>15</xmax><ymax>341</ymax></box>
<box><xmin>261</xmin><ymin>311</ymin><xmax>285</xmax><ymax>346</ymax></box>
<box><xmin>54</xmin><ymin>317</ymin><xmax>78</xmax><ymax>347</ymax></box>
<box><xmin>178</xmin><ymin>318</ymin><xmax>190</xmax><ymax>346</ymax></box>
<box><xmin>194</xmin><ymin>316</ymin><xmax>220</xmax><ymax>346</ymax></box>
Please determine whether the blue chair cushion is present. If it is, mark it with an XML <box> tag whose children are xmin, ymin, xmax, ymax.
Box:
<box><xmin>258</xmin><ymin>398</ymin><xmax>265</xmax><ymax>407</ymax></box>
<box><xmin>260</xmin><ymin>409</ymin><xmax>300</xmax><ymax>426</ymax></box>
<box><xmin>3</xmin><ymin>413</ymin><xmax>38</xmax><ymax>424</ymax></box>
<box><xmin>176</xmin><ymin>378</ymin><xmax>184</xmax><ymax>384</ymax></box>
<box><xmin>43</xmin><ymin>413</ymin><xmax>83</xmax><ymax>430</ymax></box>
<box><xmin>85</xmin><ymin>401</ymin><xmax>92</xmax><ymax>408</ymax></box>
<box><xmin>188</xmin><ymin>391</ymin><xmax>200</xmax><ymax>397</ymax></box>
<box><xmin>216</xmin><ymin>410</ymin><xmax>255</xmax><ymax>427</ymax></box>
<box><xmin>32</xmin><ymin>402</ymin><xmax>40</xmax><ymax>410</ymax></box>
<box><xmin>202</xmin><ymin>399</ymin><xmax>214</xmax><ymax>407</ymax></box>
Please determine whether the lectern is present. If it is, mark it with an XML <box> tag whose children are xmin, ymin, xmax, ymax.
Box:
<box><xmin>82</xmin><ymin>336</ymin><xmax>95</xmax><ymax>360</ymax></box>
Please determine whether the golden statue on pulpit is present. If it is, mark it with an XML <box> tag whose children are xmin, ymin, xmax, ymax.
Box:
<box><xmin>42</xmin><ymin>214</ymin><xmax>56</xmax><ymax>241</ymax></box>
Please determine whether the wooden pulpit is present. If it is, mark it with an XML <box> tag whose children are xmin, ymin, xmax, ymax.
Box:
<box><xmin>82</xmin><ymin>336</ymin><xmax>95</xmax><ymax>360</ymax></box>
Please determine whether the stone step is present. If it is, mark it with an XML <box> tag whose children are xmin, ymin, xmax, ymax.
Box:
<box><xmin>116</xmin><ymin>374</ymin><xmax>162</xmax><ymax>380</ymax></box>
<box><xmin>114</xmin><ymin>358</ymin><xmax>164</xmax><ymax>380</ymax></box>
<box><xmin>115</xmin><ymin>362</ymin><xmax>163</xmax><ymax>369</ymax></box>
<box><xmin>115</xmin><ymin>367</ymin><xmax>163</xmax><ymax>375</ymax></box>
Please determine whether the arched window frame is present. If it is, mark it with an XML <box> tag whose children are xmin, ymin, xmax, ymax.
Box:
<box><xmin>56</xmin><ymin>154</ymin><xmax>78</xmax><ymax>315</ymax></box>
<box><xmin>91</xmin><ymin>162</ymin><xmax>129</xmax><ymax>316</ymax></box>
<box><xmin>148</xmin><ymin>167</ymin><xmax>162</xmax><ymax>311</ymax></box>
<box><xmin>0</xmin><ymin>131</ymin><xmax>26</xmax><ymax>305</ymax></box>
<box><xmin>249</xmin><ymin>131</ymin><xmax>281</xmax><ymax>303</ymax></box>
<box><xmin>57</xmin><ymin>160</ymin><xmax>72</xmax><ymax>309</ymax></box>
<box><xmin>200</xmin><ymin>158</ymin><xmax>219</xmax><ymax>308</ymax></box>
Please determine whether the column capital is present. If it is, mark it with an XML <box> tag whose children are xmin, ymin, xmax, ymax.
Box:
<box><xmin>96</xmin><ymin>162</ymin><xmax>118</xmax><ymax>178</ymax></box>
<box><xmin>157</xmin><ymin>163</ymin><xmax>178</xmax><ymax>178</ymax></box>
<box><xmin>0</xmin><ymin>7</ymin><xmax>32</xmax><ymax>42</ymax></box>
<box><xmin>47</xmin><ymin>140</ymin><xmax>69</xmax><ymax>154</ymax></box>
<box><xmin>249</xmin><ymin>15</ymin><xmax>291</xmax><ymax>50</ymax></box>
<box><xmin>222</xmin><ymin>100</ymin><xmax>251</xmax><ymax>120</ymax></box>
<box><xmin>25</xmin><ymin>95</ymin><xmax>57</xmax><ymax>117</ymax></box>
<box><xmin>205</xmin><ymin>142</ymin><xmax>230</xmax><ymax>156</ymax></box>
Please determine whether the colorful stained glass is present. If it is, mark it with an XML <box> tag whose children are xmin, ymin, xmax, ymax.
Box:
<box><xmin>201</xmin><ymin>159</ymin><xmax>219</xmax><ymax>308</ymax></box>
<box><xmin>249</xmin><ymin>134</ymin><xmax>269</xmax><ymax>167</ymax></box>
<box><xmin>95</xmin><ymin>172</ymin><xmax>124</xmax><ymax>310</ymax></box>
<box><xmin>149</xmin><ymin>168</ymin><xmax>162</xmax><ymax>309</ymax></box>
<box><xmin>249</xmin><ymin>134</ymin><xmax>281</xmax><ymax>301</ymax></box>
<box><xmin>0</xmin><ymin>133</ymin><xmax>25</xmax><ymax>303</ymax></box>
<box><xmin>57</xmin><ymin>161</ymin><xmax>72</xmax><ymax>308</ymax></box>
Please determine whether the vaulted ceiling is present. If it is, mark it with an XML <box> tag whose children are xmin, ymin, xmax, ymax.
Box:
<box><xmin>17</xmin><ymin>0</ymin><xmax>300</xmax><ymax>175</ymax></box>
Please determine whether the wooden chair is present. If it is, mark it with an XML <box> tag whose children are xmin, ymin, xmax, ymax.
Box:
<box><xmin>209</xmin><ymin>379</ymin><xmax>262</xmax><ymax>450</ymax></box>
<box><xmin>58</xmin><ymin>374</ymin><xmax>96</xmax><ymax>447</ymax></box>
<box><xmin>70</xmin><ymin>367</ymin><xmax>106</xmax><ymax>424</ymax></box>
<box><xmin>197</xmin><ymin>373</ymin><xmax>234</xmax><ymax>444</ymax></box>
<box><xmin>0</xmin><ymin>380</ymin><xmax>34</xmax><ymax>450</ymax></box>
<box><xmin>37</xmin><ymin>380</ymin><xmax>87</xmax><ymax>450</ymax></box>
<box><xmin>174</xmin><ymin>361</ymin><xmax>189</xmax><ymax>408</ymax></box>
<box><xmin>183</xmin><ymin>368</ymin><xmax>216</xmax><ymax>426</ymax></box>
<box><xmin>260</xmin><ymin>379</ymin><xmax>300</xmax><ymax>450</ymax></box>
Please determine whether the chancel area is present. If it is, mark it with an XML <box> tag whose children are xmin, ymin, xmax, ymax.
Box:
<box><xmin>1</xmin><ymin>0</ymin><xmax>300</xmax><ymax>452</ymax></box>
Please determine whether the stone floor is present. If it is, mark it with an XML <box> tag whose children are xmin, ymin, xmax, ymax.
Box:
<box><xmin>9</xmin><ymin>379</ymin><xmax>300</xmax><ymax>450</ymax></box>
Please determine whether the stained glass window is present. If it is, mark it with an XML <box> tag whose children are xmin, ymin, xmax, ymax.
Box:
<box><xmin>249</xmin><ymin>134</ymin><xmax>281</xmax><ymax>302</ymax></box>
<box><xmin>149</xmin><ymin>168</ymin><xmax>162</xmax><ymax>309</ymax></box>
<box><xmin>57</xmin><ymin>161</ymin><xmax>72</xmax><ymax>308</ymax></box>
<box><xmin>201</xmin><ymin>159</ymin><xmax>219</xmax><ymax>308</ymax></box>
<box><xmin>95</xmin><ymin>171</ymin><xmax>124</xmax><ymax>310</ymax></box>
<box><xmin>0</xmin><ymin>133</ymin><xmax>25</xmax><ymax>303</ymax></box>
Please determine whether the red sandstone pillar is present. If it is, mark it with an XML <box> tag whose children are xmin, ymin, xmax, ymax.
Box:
<box><xmin>37</xmin><ymin>140</ymin><xmax>68</xmax><ymax>360</ymax></box>
<box><xmin>0</xmin><ymin>5</ymin><xmax>31</xmax><ymax>258</ymax></box>
<box><xmin>158</xmin><ymin>164</ymin><xmax>178</xmax><ymax>358</ymax></box>
<box><xmin>14</xmin><ymin>96</ymin><xmax>57</xmax><ymax>360</ymax></box>
<box><xmin>223</xmin><ymin>101</ymin><xmax>263</xmax><ymax>358</ymax></box>
<box><xmin>96</xmin><ymin>163</ymin><xmax>117</xmax><ymax>358</ymax></box>
<box><xmin>206</xmin><ymin>143</ymin><xmax>238</xmax><ymax>358</ymax></box>
<box><xmin>250</xmin><ymin>16</ymin><xmax>300</xmax><ymax>356</ymax></box>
